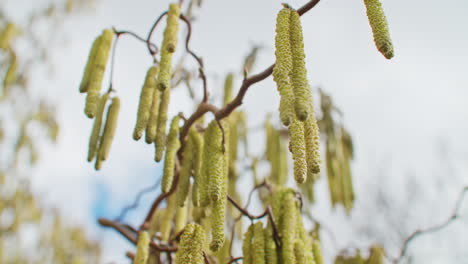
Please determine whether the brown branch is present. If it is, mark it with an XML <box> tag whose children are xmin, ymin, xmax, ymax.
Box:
<box><xmin>146</xmin><ymin>11</ymin><xmax>168</xmax><ymax>56</ymax></box>
<box><xmin>227</xmin><ymin>195</ymin><xmax>268</xmax><ymax>220</ymax></box>
<box><xmin>393</xmin><ymin>186</ymin><xmax>468</xmax><ymax>263</ymax></box>
<box><xmin>266</xmin><ymin>206</ymin><xmax>282</xmax><ymax>249</ymax></box>
<box><xmin>115</xmin><ymin>177</ymin><xmax>162</xmax><ymax>222</ymax></box>
<box><xmin>227</xmin><ymin>257</ymin><xmax>243</xmax><ymax>264</ymax></box>
<box><xmin>126</xmin><ymin>251</ymin><xmax>135</xmax><ymax>261</ymax></box>
<box><xmin>99</xmin><ymin>218</ymin><xmax>178</xmax><ymax>252</ymax></box>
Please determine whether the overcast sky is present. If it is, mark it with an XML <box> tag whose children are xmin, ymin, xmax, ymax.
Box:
<box><xmin>9</xmin><ymin>0</ymin><xmax>468</xmax><ymax>263</ymax></box>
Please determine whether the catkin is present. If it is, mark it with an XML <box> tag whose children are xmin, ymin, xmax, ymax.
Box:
<box><xmin>3</xmin><ymin>51</ymin><xmax>17</xmax><ymax>88</ymax></box>
<box><xmin>289</xmin><ymin>118</ymin><xmax>308</xmax><ymax>183</ymax></box>
<box><xmin>154</xmin><ymin>88</ymin><xmax>170</xmax><ymax>162</ymax></box>
<box><xmin>87</xmin><ymin>93</ymin><xmax>108</xmax><ymax>162</ymax></box>
<box><xmin>79</xmin><ymin>36</ymin><xmax>101</xmax><ymax>93</ymax></box>
<box><xmin>363</xmin><ymin>0</ymin><xmax>394</xmax><ymax>59</ymax></box>
<box><xmin>312</xmin><ymin>241</ymin><xmax>323</xmax><ymax>264</ymax></box>
<box><xmin>175</xmin><ymin>224</ymin><xmax>205</xmax><ymax>264</ymax></box>
<box><xmin>191</xmin><ymin>129</ymin><xmax>204</xmax><ymax>207</ymax></box>
<box><xmin>97</xmin><ymin>96</ymin><xmax>120</xmax><ymax>162</ymax></box>
<box><xmin>84</xmin><ymin>29</ymin><xmax>114</xmax><ymax>118</ymax></box>
<box><xmin>253</xmin><ymin>222</ymin><xmax>265</xmax><ymax>264</ymax></box>
<box><xmin>161</xmin><ymin>116</ymin><xmax>181</xmax><ymax>193</ymax></box>
<box><xmin>290</xmin><ymin>10</ymin><xmax>313</xmax><ymax>121</ymax></box>
<box><xmin>304</xmin><ymin>112</ymin><xmax>321</xmax><ymax>174</ymax></box>
<box><xmin>281</xmin><ymin>190</ymin><xmax>298</xmax><ymax>264</ymax></box>
<box><xmin>134</xmin><ymin>231</ymin><xmax>150</xmax><ymax>264</ymax></box>
<box><xmin>367</xmin><ymin>245</ymin><xmax>384</xmax><ymax>264</ymax></box>
<box><xmin>177</xmin><ymin>131</ymin><xmax>194</xmax><ymax>206</ymax></box>
<box><xmin>242</xmin><ymin>224</ymin><xmax>254</xmax><ymax>264</ymax></box>
<box><xmin>209</xmin><ymin>188</ymin><xmax>227</xmax><ymax>252</ymax></box>
<box><xmin>223</xmin><ymin>73</ymin><xmax>234</xmax><ymax>106</ymax></box>
<box><xmin>157</xmin><ymin>4</ymin><xmax>180</xmax><ymax>90</ymax></box>
<box><xmin>273</xmin><ymin>8</ymin><xmax>295</xmax><ymax>126</ymax></box>
<box><xmin>133</xmin><ymin>66</ymin><xmax>159</xmax><ymax>140</ymax></box>
<box><xmin>0</xmin><ymin>23</ymin><xmax>15</xmax><ymax>50</ymax></box>
<box><xmin>294</xmin><ymin>239</ymin><xmax>307</xmax><ymax>264</ymax></box>
<box><xmin>145</xmin><ymin>87</ymin><xmax>161</xmax><ymax>144</ymax></box>
<box><xmin>206</xmin><ymin>120</ymin><xmax>227</xmax><ymax>202</ymax></box>
<box><xmin>174</xmin><ymin>204</ymin><xmax>188</xmax><ymax>234</ymax></box>
<box><xmin>264</xmin><ymin>225</ymin><xmax>278</xmax><ymax>264</ymax></box>
<box><xmin>160</xmin><ymin>194</ymin><xmax>177</xmax><ymax>241</ymax></box>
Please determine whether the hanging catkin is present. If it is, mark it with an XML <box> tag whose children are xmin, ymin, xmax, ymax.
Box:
<box><xmin>157</xmin><ymin>4</ymin><xmax>180</xmax><ymax>91</ymax></box>
<box><xmin>145</xmin><ymin>87</ymin><xmax>161</xmax><ymax>144</ymax></box>
<box><xmin>175</xmin><ymin>224</ymin><xmax>205</xmax><ymax>264</ymax></box>
<box><xmin>289</xmin><ymin>10</ymin><xmax>313</xmax><ymax>122</ymax></box>
<box><xmin>87</xmin><ymin>93</ymin><xmax>108</xmax><ymax>162</ymax></box>
<box><xmin>289</xmin><ymin>118</ymin><xmax>308</xmax><ymax>183</ymax></box>
<box><xmin>133</xmin><ymin>66</ymin><xmax>159</xmax><ymax>140</ymax></box>
<box><xmin>177</xmin><ymin>130</ymin><xmax>194</xmax><ymax>206</ymax></box>
<box><xmin>273</xmin><ymin>8</ymin><xmax>295</xmax><ymax>126</ymax></box>
<box><xmin>190</xmin><ymin>128</ymin><xmax>204</xmax><ymax>207</ymax></box>
<box><xmin>0</xmin><ymin>23</ymin><xmax>15</xmax><ymax>50</ymax></box>
<box><xmin>304</xmin><ymin>112</ymin><xmax>321</xmax><ymax>174</ymax></box>
<box><xmin>161</xmin><ymin>116</ymin><xmax>181</xmax><ymax>193</ymax></box>
<box><xmin>208</xmin><ymin>120</ymin><xmax>228</xmax><ymax>202</ymax></box>
<box><xmin>264</xmin><ymin>225</ymin><xmax>278</xmax><ymax>264</ymax></box>
<box><xmin>312</xmin><ymin>241</ymin><xmax>323</xmax><ymax>264</ymax></box>
<box><xmin>154</xmin><ymin>88</ymin><xmax>170</xmax><ymax>162</ymax></box>
<box><xmin>79</xmin><ymin>36</ymin><xmax>101</xmax><ymax>93</ymax></box>
<box><xmin>209</xmin><ymin>180</ymin><xmax>227</xmax><ymax>252</ymax></box>
<box><xmin>280</xmin><ymin>190</ymin><xmax>298</xmax><ymax>264</ymax></box>
<box><xmin>160</xmin><ymin>194</ymin><xmax>177</xmax><ymax>241</ymax></box>
<box><xmin>363</xmin><ymin>0</ymin><xmax>394</xmax><ymax>59</ymax></box>
<box><xmin>253</xmin><ymin>222</ymin><xmax>266</xmax><ymax>264</ymax></box>
<box><xmin>97</xmin><ymin>96</ymin><xmax>120</xmax><ymax>162</ymax></box>
<box><xmin>133</xmin><ymin>231</ymin><xmax>150</xmax><ymax>264</ymax></box>
<box><xmin>223</xmin><ymin>73</ymin><xmax>234</xmax><ymax>106</ymax></box>
<box><xmin>242</xmin><ymin>224</ymin><xmax>254</xmax><ymax>264</ymax></box>
<box><xmin>294</xmin><ymin>239</ymin><xmax>307</xmax><ymax>264</ymax></box>
<box><xmin>174</xmin><ymin>203</ymin><xmax>188</xmax><ymax>234</ymax></box>
<box><xmin>84</xmin><ymin>29</ymin><xmax>113</xmax><ymax>118</ymax></box>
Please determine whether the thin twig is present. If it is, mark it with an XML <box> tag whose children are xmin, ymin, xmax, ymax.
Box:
<box><xmin>227</xmin><ymin>195</ymin><xmax>268</xmax><ymax>220</ymax></box>
<box><xmin>393</xmin><ymin>186</ymin><xmax>468</xmax><ymax>263</ymax></box>
<box><xmin>114</xmin><ymin>177</ymin><xmax>162</xmax><ymax>222</ymax></box>
<box><xmin>146</xmin><ymin>11</ymin><xmax>168</xmax><ymax>56</ymax></box>
<box><xmin>227</xmin><ymin>257</ymin><xmax>243</xmax><ymax>264</ymax></box>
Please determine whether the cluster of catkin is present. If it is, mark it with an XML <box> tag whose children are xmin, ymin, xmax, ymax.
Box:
<box><xmin>133</xmin><ymin>3</ymin><xmax>181</xmax><ymax>163</ymax></box>
<box><xmin>80</xmin><ymin>29</ymin><xmax>121</xmax><ymax>170</ymax></box>
<box><xmin>334</xmin><ymin>245</ymin><xmax>384</xmax><ymax>264</ymax></box>
<box><xmin>273</xmin><ymin>7</ymin><xmax>321</xmax><ymax>185</ymax></box>
<box><xmin>242</xmin><ymin>187</ymin><xmax>323</xmax><ymax>264</ymax></box>
<box><xmin>320</xmin><ymin>91</ymin><xmax>355</xmax><ymax>213</ymax></box>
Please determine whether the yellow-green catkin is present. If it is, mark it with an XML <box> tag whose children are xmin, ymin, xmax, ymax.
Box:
<box><xmin>0</xmin><ymin>23</ymin><xmax>16</xmax><ymax>50</ymax></box>
<box><xmin>154</xmin><ymin>88</ymin><xmax>170</xmax><ymax>161</ymax></box>
<box><xmin>79</xmin><ymin>36</ymin><xmax>101</xmax><ymax>93</ymax></box>
<box><xmin>304</xmin><ymin>112</ymin><xmax>321</xmax><ymax>174</ymax></box>
<box><xmin>161</xmin><ymin>116</ymin><xmax>181</xmax><ymax>193</ymax></box>
<box><xmin>253</xmin><ymin>222</ymin><xmax>266</xmax><ymax>264</ymax></box>
<box><xmin>294</xmin><ymin>239</ymin><xmax>307</xmax><ymax>264</ymax></box>
<box><xmin>265</xmin><ymin>225</ymin><xmax>278</xmax><ymax>264</ymax></box>
<box><xmin>289</xmin><ymin>118</ymin><xmax>308</xmax><ymax>183</ymax></box>
<box><xmin>242</xmin><ymin>224</ymin><xmax>254</xmax><ymax>264</ymax></box>
<box><xmin>174</xmin><ymin>203</ymin><xmax>188</xmax><ymax>234</ymax></box>
<box><xmin>289</xmin><ymin>10</ymin><xmax>313</xmax><ymax>122</ymax></box>
<box><xmin>281</xmin><ymin>190</ymin><xmax>298</xmax><ymax>264</ymax></box>
<box><xmin>209</xmin><ymin>185</ymin><xmax>227</xmax><ymax>252</ymax></box>
<box><xmin>160</xmin><ymin>194</ymin><xmax>177</xmax><ymax>241</ymax></box>
<box><xmin>3</xmin><ymin>51</ymin><xmax>17</xmax><ymax>88</ymax></box>
<box><xmin>134</xmin><ymin>231</ymin><xmax>150</xmax><ymax>264</ymax></box>
<box><xmin>133</xmin><ymin>66</ymin><xmax>159</xmax><ymax>140</ymax></box>
<box><xmin>363</xmin><ymin>0</ymin><xmax>394</xmax><ymax>59</ymax></box>
<box><xmin>206</xmin><ymin>121</ymin><xmax>227</xmax><ymax>202</ymax></box>
<box><xmin>145</xmin><ymin>87</ymin><xmax>161</xmax><ymax>144</ymax></box>
<box><xmin>157</xmin><ymin>4</ymin><xmax>180</xmax><ymax>91</ymax></box>
<box><xmin>198</xmin><ymin>121</ymin><xmax>220</xmax><ymax>205</ymax></box>
<box><xmin>175</xmin><ymin>224</ymin><xmax>205</xmax><ymax>264</ymax></box>
<box><xmin>87</xmin><ymin>93</ymin><xmax>108</xmax><ymax>162</ymax></box>
<box><xmin>177</xmin><ymin>130</ymin><xmax>194</xmax><ymax>206</ymax></box>
<box><xmin>97</xmin><ymin>96</ymin><xmax>120</xmax><ymax>162</ymax></box>
<box><xmin>273</xmin><ymin>8</ymin><xmax>295</xmax><ymax>126</ymax></box>
<box><xmin>84</xmin><ymin>29</ymin><xmax>114</xmax><ymax>118</ymax></box>
<box><xmin>223</xmin><ymin>73</ymin><xmax>234</xmax><ymax>106</ymax></box>
<box><xmin>312</xmin><ymin>241</ymin><xmax>323</xmax><ymax>264</ymax></box>
<box><xmin>367</xmin><ymin>245</ymin><xmax>384</xmax><ymax>264</ymax></box>
<box><xmin>191</xmin><ymin>129</ymin><xmax>204</xmax><ymax>207</ymax></box>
